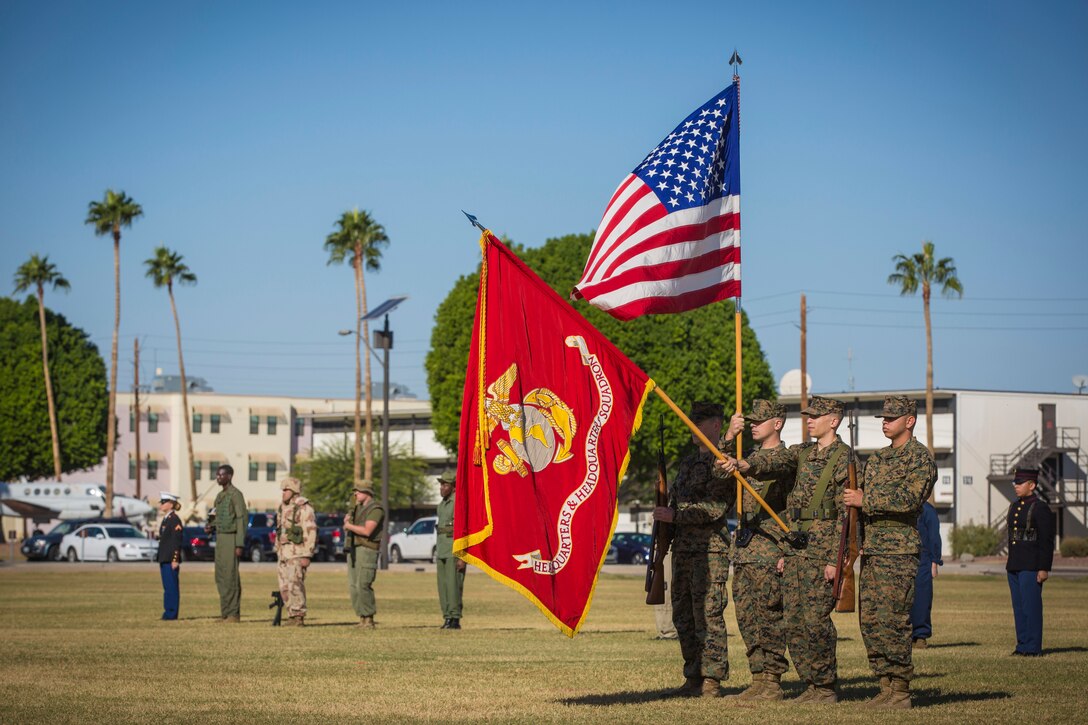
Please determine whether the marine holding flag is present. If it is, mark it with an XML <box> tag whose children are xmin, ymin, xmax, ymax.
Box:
<box><xmin>454</xmin><ymin>230</ymin><xmax>655</xmax><ymax>637</ymax></box>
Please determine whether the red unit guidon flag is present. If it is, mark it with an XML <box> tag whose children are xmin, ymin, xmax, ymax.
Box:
<box><xmin>454</xmin><ymin>230</ymin><xmax>655</xmax><ymax>636</ymax></box>
<box><xmin>572</xmin><ymin>82</ymin><xmax>741</xmax><ymax>320</ymax></box>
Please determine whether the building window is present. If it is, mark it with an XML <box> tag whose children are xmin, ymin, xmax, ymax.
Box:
<box><xmin>210</xmin><ymin>461</ymin><xmax>220</xmax><ymax>479</ymax></box>
<box><xmin>194</xmin><ymin>461</ymin><xmax>202</xmax><ymax>480</ymax></box>
<box><xmin>193</xmin><ymin>413</ymin><xmax>202</xmax><ymax>433</ymax></box>
<box><xmin>210</xmin><ymin>414</ymin><xmax>221</xmax><ymax>434</ymax></box>
<box><xmin>129</xmin><ymin>459</ymin><xmax>136</xmax><ymax>479</ymax></box>
<box><xmin>250</xmin><ymin>415</ymin><xmax>259</xmax><ymax>435</ymax></box>
<box><xmin>148</xmin><ymin>461</ymin><xmax>158</xmax><ymax>480</ymax></box>
<box><xmin>148</xmin><ymin>412</ymin><xmax>159</xmax><ymax>433</ymax></box>
<box><xmin>267</xmin><ymin>416</ymin><xmax>277</xmax><ymax>435</ymax></box>
<box><xmin>266</xmin><ymin>462</ymin><xmax>276</xmax><ymax>481</ymax></box>
<box><xmin>294</xmin><ymin>418</ymin><xmax>304</xmax><ymax>437</ymax></box>
<box><xmin>249</xmin><ymin>461</ymin><xmax>259</xmax><ymax>481</ymax></box>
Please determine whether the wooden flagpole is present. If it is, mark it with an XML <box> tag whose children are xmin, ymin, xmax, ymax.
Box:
<box><xmin>654</xmin><ymin>386</ymin><xmax>791</xmax><ymax>535</ymax></box>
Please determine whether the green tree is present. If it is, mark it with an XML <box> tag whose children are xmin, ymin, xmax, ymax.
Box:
<box><xmin>324</xmin><ymin>209</ymin><xmax>390</xmax><ymax>485</ymax></box>
<box><xmin>145</xmin><ymin>246</ymin><xmax>198</xmax><ymax>504</ymax></box>
<box><xmin>293</xmin><ymin>435</ymin><xmax>431</xmax><ymax>515</ymax></box>
<box><xmin>425</xmin><ymin>232</ymin><xmax>776</xmax><ymax>502</ymax></box>
<box><xmin>85</xmin><ymin>189</ymin><xmax>143</xmax><ymax>516</ymax></box>
<box><xmin>888</xmin><ymin>240</ymin><xmax>963</xmax><ymax>455</ymax></box>
<box><xmin>0</xmin><ymin>297</ymin><xmax>108</xmax><ymax>480</ymax></box>
<box><xmin>13</xmin><ymin>254</ymin><xmax>71</xmax><ymax>480</ymax></box>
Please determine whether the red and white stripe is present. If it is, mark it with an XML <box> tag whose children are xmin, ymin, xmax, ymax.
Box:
<box><xmin>573</xmin><ymin>174</ymin><xmax>740</xmax><ymax>320</ymax></box>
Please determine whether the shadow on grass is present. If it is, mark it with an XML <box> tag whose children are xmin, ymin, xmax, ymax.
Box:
<box><xmin>1044</xmin><ymin>646</ymin><xmax>1088</xmax><ymax>655</ymax></box>
<box><xmin>560</xmin><ymin>687</ymin><xmax>711</xmax><ymax>705</ymax></box>
<box><xmin>925</xmin><ymin>641</ymin><xmax>980</xmax><ymax>649</ymax></box>
<box><xmin>914</xmin><ymin>688</ymin><xmax>1011</xmax><ymax>707</ymax></box>
<box><xmin>822</xmin><ymin>673</ymin><xmax>942</xmax><ymax>702</ymax></box>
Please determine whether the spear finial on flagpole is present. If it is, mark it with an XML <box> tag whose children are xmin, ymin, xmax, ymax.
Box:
<box><xmin>729</xmin><ymin>49</ymin><xmax>743</xmax><ymax>81</ymax></box>
<box><xmin>462</xmin><ymin>210</ymin><xmax>487</xmax><ymax>233</ymax></box>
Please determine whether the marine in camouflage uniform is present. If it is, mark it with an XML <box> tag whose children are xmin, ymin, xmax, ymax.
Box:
<box><xmin>740</xmin><ymin>395</ymin><xmax>851</xmax><ymax>704</ymax></box>
<box><xmin>846</xmin><ymin>396</ymin><xmax>936</xmax><ymax>709</ymax></box>
<box><xmin>721</xmin><ymin>400</ymin><xmax>794</xmax><ymax>702</ymax></box>
<box><xmin>344</xmin><ymin>482</ymin><xmax>385</xmax><ymax>628</ymax></box>
<box><xmin>275</xmin><ymin>477</ymin><xmax>318</xmax><ymax>626</ymax></box>
<box><xmin>653</xmin><ymin>402</ymin><xmax>732</xmax><ymax>699</ymax></box>
<box><xmin>208</xmin><ymin>465</ymin><xmax>247</xmax><ymax>622</ymax></box>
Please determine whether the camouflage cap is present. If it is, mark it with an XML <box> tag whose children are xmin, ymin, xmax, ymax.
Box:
<box><xmin>800</xmin><ymin>395</ymin><xmax>845</xmax><ymax>418</ymax></box>
<box><xmin>745</xmin><ymin>399</ymin><xmax>787</xmax><ymax>422</ymax></box>
<box><xmin>353</xmin><ymin>480</ymin><xmax>375</xmax><ymax>496</ymax></box>
<box><xmin>689</xmin><ymin>401</ymin><xmax>724</xmax><ymax>424</ymax></box>
<box><xmin>280</xmin><ymin>477</ymin><xmax>301</xmax><ymax>494</ymax></box>
<box><xmin>876</xmin><ymin>395</ymin><xmax>917</xmax><ymax>418</ymax></box>
<box><xmin>437</xmin><ymin>470</ymin><xmax>456</xmax><ymax>485</ymax></box>
<box><xmin>1013</xmin><ymin>468</ymin><xmax>1039</xmax><ymax>485</ymax></box>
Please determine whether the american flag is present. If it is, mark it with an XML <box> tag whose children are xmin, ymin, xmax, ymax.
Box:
<box><xmin>573</xmin><ymin>83</ymin><xmax>740</xmax><ymax>320</ymax></box>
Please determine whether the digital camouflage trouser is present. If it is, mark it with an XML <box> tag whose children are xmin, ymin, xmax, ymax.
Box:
<box><xmin>277</xmin><ymin>557</ymin><xmax>308</xmax><ymax>618</ymax></box>
<box><xmin>672</xmin><ymin>550</ymin><xmax>729</xmax><ymax>680</ymax></box>
<box><xmin>214</xmin><ymin>541</ymin><xmax>241</xmax><ymax>618</ymax></box>
<box><xmin>782</xmin><ymin>556</ymin><xmax>837</xmax><ymax>687</ymax></box>
<box><xmin>860</xmin><ymin>554</ymin><xmax>918</xmax><ymax>680</ymax></box>
<box><xmin>436</xmin><ymin>556</ymin><xmax>465</xmax><ymax>619</ymax></box>
<box><xmin>732</xmin><ymin>561</ymin><xmax>788</xmax><ymax>676</ymax></box>
<box><xmin>348</xmin><ymin>546</ymin><xmax>379</xmax><ymax>617</ymax></box>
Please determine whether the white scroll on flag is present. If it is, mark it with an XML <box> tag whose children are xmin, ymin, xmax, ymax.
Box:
<box><xmin>573</xmin><ymin>83</ymin><xmax>741</xmax><ymax>320</ymax></box>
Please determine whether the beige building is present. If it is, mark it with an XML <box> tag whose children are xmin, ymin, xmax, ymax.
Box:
<box><xmin>64</xmin><ymin>391</ymin><xmax>451</xmax><ymax>514</ymax></box>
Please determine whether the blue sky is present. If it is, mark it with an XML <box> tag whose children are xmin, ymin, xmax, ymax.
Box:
<box><xmin>2</xmin><ymin>1</ymin><xmax>1086</xmax><ymax>401</ymax></box>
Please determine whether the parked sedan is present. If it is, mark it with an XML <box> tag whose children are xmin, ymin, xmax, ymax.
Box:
<box><xmin>21</xmin><ymin>517</ymin><xmax>129</xmax><ymax>561</ymax></box>
<box><xmin>61</xmin><ymin>524</ymin><xmax>158</xmax><ymax>562</ymax></box>
<box><xmin>606</xmin><ymin>532</ymin><xmax>653</xmax><ymax>565</ymax></box>
<box><xmin>388</xmin><ymin>516</ymin><xmax>437</xmax><ymax>563</ymax></box>
<box><xmin>181</xmin><ymin>526</ymin><xmax>214</xmax><ymax>561</ymax></box>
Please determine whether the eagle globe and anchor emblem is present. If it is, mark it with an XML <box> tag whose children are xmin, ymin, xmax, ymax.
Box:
<box><xmin>483</xmin><ymin>362</ymin><xmax>578</xmax><ymax>477</ymax></box>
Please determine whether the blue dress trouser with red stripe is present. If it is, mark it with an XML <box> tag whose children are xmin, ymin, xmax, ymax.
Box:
<box><xmin>160</xmin><ymin>562</ymin><xmax>180</xmax><ymax>620</ymax></box>
<box><xmin>1007</xmin><ymin>570</ymin><xmax>1043</xmax><ymax>654</ymax></box>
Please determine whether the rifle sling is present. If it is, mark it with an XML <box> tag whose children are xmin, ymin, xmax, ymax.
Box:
<box><xmin>796</xmin><ymin>445</ymin><xmax>846</xmax><ymax>532</ymax></box>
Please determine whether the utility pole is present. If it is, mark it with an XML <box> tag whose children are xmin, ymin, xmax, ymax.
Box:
<box><xmin>800</xmin><ymin>293</ymin><xmax>809</xmax><ymax>443</ymax></box>
<box><xmin>133</xmin><ymin>338</ymin><xmax>142</xmax><ymax>500</ymax></box>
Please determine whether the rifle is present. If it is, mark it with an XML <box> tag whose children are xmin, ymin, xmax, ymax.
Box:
<box><xmin>269</xmin><ymin>590</ymin><xmax>284</xmax><ymax>626</ymax></box>
<box><xmin>833</xmin><ymin>454</ymin><xmax>859</xmax><ymax>604</ymax></box>
<box><xmin>645</xmin><ymin>417</ymin><xmax>673</xmax><ymax>605</ymax></box>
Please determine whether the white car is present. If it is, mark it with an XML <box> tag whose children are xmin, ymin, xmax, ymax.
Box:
<box><xmin>61</xmin><ymin>523</ymin><xmax>158</xmax><ymax>562</ymax></box>
<box><xmin>388</xmin><ymin>516</ymin><xmax>437</xmax><ymax>563</ymax></box>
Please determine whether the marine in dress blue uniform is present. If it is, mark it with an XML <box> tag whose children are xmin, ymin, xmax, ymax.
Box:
<box><xmin>1005</xmin><ymin>468</ymin><xmax>1055</xmax><ymax>657</ymax></box>
<box><xmin>156</xmin><ymin>492</ymin><xmax>184</xmax><ymax>620</ymax></box>
<box><xmin>911</xmin><ymin>501</ymin><xmax>942</xmax><ymax>646</ymax></box>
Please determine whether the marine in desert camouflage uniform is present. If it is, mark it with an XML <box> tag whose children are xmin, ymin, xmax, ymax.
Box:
<box><xmin>723</xmin><ymin>395</ymin><xmax>852</xmax><ymax>704</ymax></box>
<box><xmin>844</xmin><ymin>395</ymin><xmax>936</xmax><ymax>709</ymax></box>
<box><xmin>275</xmin><ymin>477</ymin><xmax>318</xmax><ymax>626</ymax></box>
<box><xmin>720</xmin><ymin>399</ymin><xmax>794</xmax><ymax>702</ymax></box>
<box><xmin>653</xmin><ymin>401</ymin><xmax>732</xmax><ymax>699</ymax></box>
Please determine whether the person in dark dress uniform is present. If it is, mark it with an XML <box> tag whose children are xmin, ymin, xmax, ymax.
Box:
<box><xmin>1005</xmin><ymin>468</ymin><xmax>1055</xmax><ymax>656</ymax></box>
<box><xmin>156</xmin><ymin>492</ymin><xmax>184</xmax><ymax>620</ymax></box>
<box><xmin>911</xmin><ymin>501</ymin><xmax>943</xmax><ymax>648</ymax></box>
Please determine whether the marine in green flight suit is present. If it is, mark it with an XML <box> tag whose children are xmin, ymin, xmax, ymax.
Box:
<box><xmin>435</xmin><ymin>472</ymin><xmax>466</xmax><ymax>629</ymax></box>
<box><xmin>208</xmin><ymin>464</ymin><xmax>247</xmax><ymax>622</ymax></box>
<box><xmin>344</xmin><ymin>481</ymin><xmax>385</xmax><ymax>629</ymax></box>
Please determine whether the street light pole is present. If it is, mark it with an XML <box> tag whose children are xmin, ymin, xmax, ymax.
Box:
<box><xmin>375</xmin><ymin>314</ymin><xmax>392</xmax><ymax>570</ymax></box>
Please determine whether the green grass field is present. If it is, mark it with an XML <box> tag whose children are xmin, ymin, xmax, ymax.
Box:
<box><xmin>1</xmin><ymin>564</ymin><xmax>1086</xmax><ymax>723</ymax></box>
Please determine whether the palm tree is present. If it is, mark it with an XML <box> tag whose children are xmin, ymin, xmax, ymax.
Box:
<box><xmin>888</xmin><ymin>240</ymin><xmax>963</xmax><ymax>455</ymax></box>
<box><xmin>145</xmin><ymin>246</ymin><xmax>198</xmax><ymax>504</ymax></box>
<box><xmin>324</xmin><ymin>208</ymin><xmax>389</xmax><ymax>483</ymax></box>
<box><xmin>13</xmin><ymin>254</ymin><xmax>71</xmax><ymax>480</ymax></box>
<box><xmin>86</xmin><ymin>189</ymin><xmax>143</xmax><ymax>516</ymax></box>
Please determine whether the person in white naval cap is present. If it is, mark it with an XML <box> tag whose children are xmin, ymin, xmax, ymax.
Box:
<box><xmin>156</xmin><ymin>492</ymin><xmax>184</xmax><ymax>620</ymax></box>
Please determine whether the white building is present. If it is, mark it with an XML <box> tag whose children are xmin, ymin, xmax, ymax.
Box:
<box><xmin>776</xmin><ymin>389</ymin><xmax>1088</xmax><ymax>549</ymax></box>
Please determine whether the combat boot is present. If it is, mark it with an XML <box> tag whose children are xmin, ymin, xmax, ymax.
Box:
<box><xmin>806</xmin><ymin>684</ymin><xmax>838</xmax><ymax>704</ymax></box>
<box><xmin>448</xmin><ymin>619</ymin><xmax>461</xmax><ymax>629</ymax></box>
<box><xmin>722</xmin><ymin>676</ymin><xmax>763</xmax><ymax>702</ymax></box>
<box><xmin>790</xmin><ymin>685</ymin><xmax>816</xmax><ymax>703</ymax></box>
<box><xmin>356</xmin><ymin>615</ymin><xmax>376</xmax><ymax>630</ymax></box>
<box><xmin>223</xmin><ymin>615</ymin><xmax>241</xmax><ymax>624</ymax></box>
<box><xmin>673</xmin><ymin>676</ymin><xmax>702</xmax><ymax>698</ymax></box>
<box><xmin>750</xmin><ymin>673</ymin><xmax>783</xmax><ymax>702</ymax></box>
<box><xmin>862</xmin><ymin>676</ymin><xmax>891</xmax><ymax>707</ymax></box>
<box><xmin>878</xmin><ymin>678</ymin><xmax>911</xmax><ymax>709</ymax></box>
<box><xmin>284</xmin><ymin>616</ymin><xmax>304</xmax><ymax>627</ymax></box>
<box><xmin>701</xmin><ymin>677</ymin><xmax>722</xmax><ymax>698</ymax></box>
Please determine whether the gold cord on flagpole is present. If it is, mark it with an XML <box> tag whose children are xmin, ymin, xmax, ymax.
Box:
<box><xmin>654</xmin><ymin>385</ymin><xmax>791</xmax><ymax>534</ymax></box>
<box><xmin>735</xmin><ymin>305</ymin><xmax>743</xmax><ymax>520</ymax></box>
